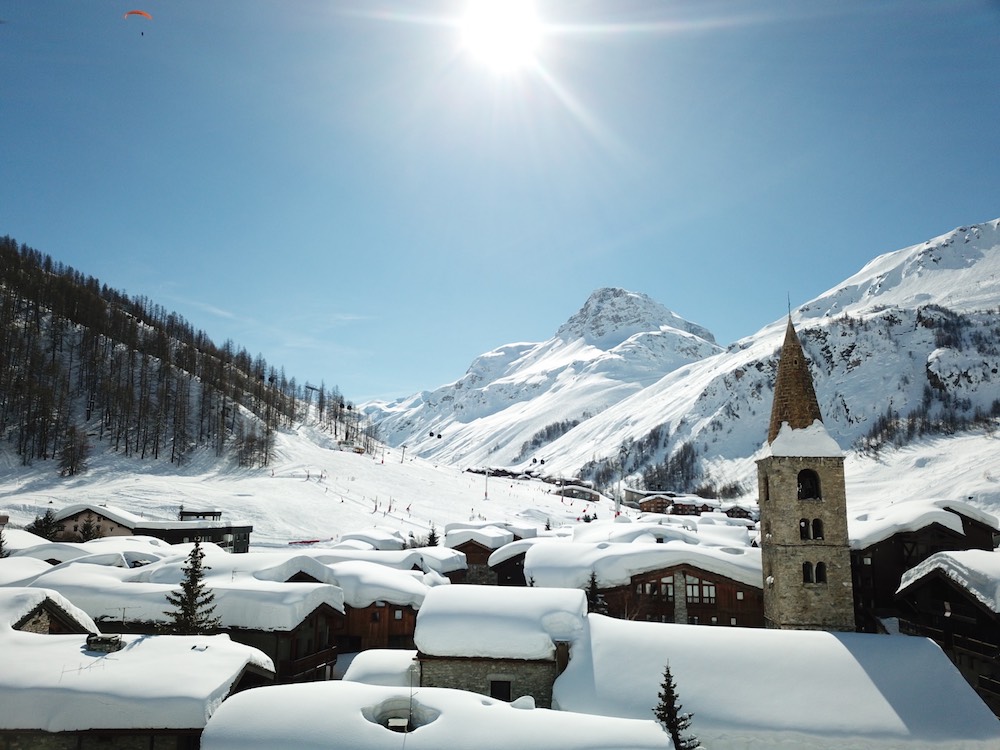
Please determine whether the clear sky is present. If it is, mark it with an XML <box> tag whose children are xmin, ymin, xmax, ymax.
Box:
<box><xmin>2</xmin><ymin>1</ymin><xmax>999</xmax><ymax>404</ymax></box>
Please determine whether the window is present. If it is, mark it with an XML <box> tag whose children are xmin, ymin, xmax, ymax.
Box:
<box><xmin>489</xmin><ymin>680</ymin><xmax>512</xmax><ymax>702</ymax></box>
<box><xmin>686</xmin><ymin>576</ymin><xmax>701</xmax><ymax>603</ymax></box>
<box><xmin>394</xmin><ymin>609</ymin><xmax>403</xmax><ymax>621</ymax></box>
<box><xmin>730</xmin><ymin>617</ymin><xmax>738</xmax><ymax>626</ymax></box>
<box><xmin>370</xmin><ymin>611</ymin><xmax>380</xmax><ymax>623</ymax></box>
<box><xmin>702</xmin><ymin>581</ymin><xmax>716</xmax><ymax>605</ymax></box>
<box><xmin>736</xmin><ymin>591</ymin><xmax>744</xmax><ymax>601</ymax></box>
<box><xmin>660</xmin><ymin>578</ymin><xmax>673</xmax><ymax>601</ymax></box>
<box><xmin>815</xmin><ymin>562</ymin><xmax>827</xmax><ymax>583</ymax></box>
<box><xmin>802</xmin><ymin>562</ymin><xmax>814</xmax><ymax>583</ymax></box>
<box><xmin>799</xmin><ymin>518</ymin><xmax>810</xmax><ymax>540</ymax></box>
<box><xmin>811</xmin><ymin>519</ymin><xmax>824</xmax><ymax>540</ymax></box>
<box><xmin>797</xmin><ymin>469</ymin><xmax>821</xmax><ymax>500</ymax></box>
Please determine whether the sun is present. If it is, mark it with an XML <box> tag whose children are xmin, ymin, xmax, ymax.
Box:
<box><xmin>459</xmin><ymin>0</ymin><xmax>542</xmax><ymax>72</ymax></box>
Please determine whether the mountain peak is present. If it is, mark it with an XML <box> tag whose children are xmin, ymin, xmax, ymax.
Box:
<box><xmin>556</xmin><ymin>288</ymin><xmax>716</xmax><ymax>349</ymax></box>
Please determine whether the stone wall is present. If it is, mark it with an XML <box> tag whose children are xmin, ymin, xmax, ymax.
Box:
<box><xmin>420</xmin><ymin>657</ymin><xmax>557</xmax><ymax>708</ymax></box>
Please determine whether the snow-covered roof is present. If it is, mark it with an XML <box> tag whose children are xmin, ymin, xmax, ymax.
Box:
<box><xmin>325</xmin><ymin>560</ymin><xmax>433</xmax><ymax>609</ymax></box>
<box><xmin>340</xmin><ymin>527</ymin><xmax>407</xmax><ymax>550</ymax></box>
<box><xmin>0</xmin><ymin>586</ymin><xmax>97</xmax><ymax>631</ymax></box>
<box><xmin>0</xmin><ymin>556</ymin><xmax>54</xmax><ymax>585</ymax></box>
<box><xmin>303</xmin><ymin>546</ymin><xmax>467</xmax><ymax>575</ymax></box>
<box><xmin>444</xmin><ymin>520</ymin><xmax>538</xmax><ymax>539</ymax></box>
<box><xmin>525</xmin><ymin>539</ymin><xmax>763</xmax><ymax>590</ymax></box>
<box><xmin>850</xmin><ymin>498</ymin><xmax>1000</xmax><ymax>550</ymax></box>
<box><xmin>414</xmin><ymin>585</ymin><xmax>587</xmax><ymax>660</ymax></box>
<box><xmin>487</xmin><ymin>536</ymin><xmax>558</xmax><ymax>567</ymax></box>
<box><xmin>200</xmin><ymin>681</ymin><xmax>669</xmax><ymax>750</ymax></box>
<box><xmin>54</xmin><ymin>502</ymin><xmax>251</xmax><ymax>530</ymax></box>
<box><xmin>444</xmin><ymin>524</ymin><xmax>515</xmax><ymax>550</ymax></box>
<box><xmin>898</xmin><ymin>548</ymin><xmax>1000</xmax><ymax>614</ymax></box>
<box><xmin>342</xmin><ymin>648</ymin><xmax>419</xmax><ymax>687</ymax></box>
<box><xmin>763</xmin><ymin>419</ymin><xmax>843</xmax><ymax>457</ymax></box>
<box><xmin>555</xmin><ymin>615</ymin><xmax>1000</xmax><ymax>750</ymax></box>
<box><xmin>0</xmin><ymin>588</ymin><xmax>273</xmax><ymax>732</ymax></box>
<box><xmin>15</xmin><ymin>546</ymin><xmax>346</xmax><ymax>631</ymax></box>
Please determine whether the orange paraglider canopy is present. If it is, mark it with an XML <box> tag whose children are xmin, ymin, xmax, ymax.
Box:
<box><xmin>123</xmin><ymin>10</ymin><xmax>152</xmax><ymax>20</ymax></box>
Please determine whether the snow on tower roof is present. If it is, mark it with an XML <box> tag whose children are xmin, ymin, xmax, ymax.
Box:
<box><xmin>414</xmin><ymin>585</ymin><xmax>586</xmax><ymax>660</ymax></box>
<box><xmin>761</xmin><ymin>419</ymin><xmax>843</xmax><ymax>458</ymax></box>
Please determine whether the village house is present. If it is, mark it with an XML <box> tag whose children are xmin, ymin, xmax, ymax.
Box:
<box><xmin>414</xmin><ymin>585</ymin><xmax>586</xmax><ymax>708</ymax></box>
<box><xmin>0</xmin><ymin>587</ymin><xmax>273</xmax><ymax>749</ymax></box>
<box><xmin>52</xmin><ymin>502</ymin><xmax>253</xmax><ymax>552</ymax></box>
<box><xmin>896</xmin><ymin>548</ymin><xmax>1000</xmax><ymax>716</ymax></box>
<box><xmin>444</xmin><ymin>524</ymin><xmax>516</xmax><ymax>584</ymax></box>
<box><xmin>523</xmin><ymin>539</ymin><xmax>764</xmax><ymax>626</ymax></box>
<box><xmin>848</xmin><ymin>498</ymin><xmax>1000</xmax><ymax>632</ymax></box>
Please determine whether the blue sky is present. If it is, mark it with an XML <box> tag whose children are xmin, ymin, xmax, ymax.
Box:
<box><xmin>2</xmin><ymin>1</ymin><xmax>999</xmax><ymax>403</ymax></box>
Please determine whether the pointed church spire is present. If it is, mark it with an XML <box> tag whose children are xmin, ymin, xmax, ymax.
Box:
<box><xmin>767</xmin><ymin>317</ymin><xmax>823</xmax><ymax>444</ymax></box>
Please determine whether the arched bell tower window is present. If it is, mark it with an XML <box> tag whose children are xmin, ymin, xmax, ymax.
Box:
<box><xmin>815</xmin><ymin>562</ymin><xmax>827</xmax><ymax>583</ymax></box>
<box><xmin>802</xmin><ymin>562</ymin><xmax>814</xmax><ymax>583</ymax></box>
<box><xmin>799</xmin><ymin>519</ymin><xmax>810</xmax><ymax>540</ymax></box>
<box><xmin>797</xmin><ymin>469</ymin><xmax>821</xmax><ymax>500</ymax></box>
<box><xmin>811</xmin><ymin>518</ymin><xmax>824</xmax><ymax>540</ymax></box>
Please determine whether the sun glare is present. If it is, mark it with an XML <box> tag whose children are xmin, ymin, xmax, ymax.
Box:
<box><xmin>460</xmin><ymin>0</ymin><xmax>542</xmax><ymax>72</ymax></box>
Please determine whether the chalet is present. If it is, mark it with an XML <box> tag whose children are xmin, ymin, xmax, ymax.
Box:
<box><xmin>555</xmin><ymin>483</ymin><xmax>602</xmax><ymax>503</ymax></box>
<box><xmin>53</xmin><ymin>502</ymin><xmax>253</xmax><ymax>553</ymax></box>
<box><xmin>896</xmin><ymin>549</ymin><xmax>1000</xmax><ymax>716</ymax></box>
<box><xmin>444</xmin><ymin>524</ymin><xmax>515</xmax><ymax>584</ymax></box>
<box><xmin>848</xmin><ymin>498</ymin><xmax>1000</xmax><ymax>632</ymax></box>
<box><xmin>0</xmin><ymin>587</ymin><xmax>274</xmax><ymax>750</ymax></box>
<box><xmin>524</xmin><ymin>540</ymin><xmax>763</xmax><ymax>626</ymax></box>
<box><xmin>637</xmin><ymin>493</ymin><xmax>674</xmax><ymax>514</ymax></box>
<box><xmin>414</xmin><ymin>585</ymin><xmax>586</xmax><ymax>709</ymax></box>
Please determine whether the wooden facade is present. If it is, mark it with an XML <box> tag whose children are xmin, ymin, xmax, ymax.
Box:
<box><xmin>600</xmin><ymin>564</ymin><xmax>764</xmax><ymax>627</ymax></box>
<box><xmin>331</xmin><ymin>602</ymin><xmax>419</xmax><ymax>653</ymax></box>
<box><xmin>449</xmin><ymin>539</ymin><xmax>498</xmax><ymax>585</ymax></box>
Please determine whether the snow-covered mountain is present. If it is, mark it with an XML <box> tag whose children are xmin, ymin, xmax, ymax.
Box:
<box><xmin>366</xmin><ymin>220</ymin><xmax>1000</xmax><ymax>495</ymax></box>
<box><xmin>365</xmin><ymin>288</ymin><xmax>722</xmax><ymax>468</ymax></box>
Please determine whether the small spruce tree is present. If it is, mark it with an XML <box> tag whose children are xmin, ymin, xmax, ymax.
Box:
<box><xmin>426</xmin><ymin>522</ymin><xmax>439</xmax><ymax>547</ymax></box>
<box><xmin>163</xmin><ymin>541</ymin><xmax>221</xmax><ymax>634</ymax></box>
<box><xmin>585</xmin><ymin>570</ymin><xmax>609</xmax><ymax>615</ymax></box>
<box><xmin>26</xmin><ymin>508</ymin><xmax>60</xmax><ymax>541</ymax></box>
<box><xmin>79</xmin><ymin>515</ymin><xmax>101</xmax><ymax>542</ymax></box>
<box><xmin>0</xmin><ymin>528</ymin><xmax>10</xmax><ymax>559</ymax></box>
<box><xmin>653</xmin><ymin>661</ymin><xmax>699</xmax><ymax>750</ymax></box>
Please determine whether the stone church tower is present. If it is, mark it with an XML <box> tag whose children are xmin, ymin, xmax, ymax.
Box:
<box><xmin>757</xmin><ymin>317</ymin><xmax>856</xmax><ymax>631</ymax></box>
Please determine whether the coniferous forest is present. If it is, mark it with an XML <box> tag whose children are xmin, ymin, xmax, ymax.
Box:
<box><xmin>0</xmin><ymin>236</ymin><xmax>368</xmax><ymax>472</ymax></box>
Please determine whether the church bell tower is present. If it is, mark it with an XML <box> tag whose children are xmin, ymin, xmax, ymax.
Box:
<box><xmin>757</xmin><ymin>317</ymin><xmax>855</xmax><ymax>631</ymax></box>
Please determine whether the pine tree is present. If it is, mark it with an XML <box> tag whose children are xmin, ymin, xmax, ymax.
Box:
<box><xmin>0</xmin><ymin>528</ymin><xmax>10</xmax><ymax>559</ymax></box>
<box><xmin>426</xmin><ymin>522</ymin><xmax>439</xmax><ymax>547</ymax></box>
<box><xmin>653</xmin><ymin>661</ymin><xmax>699</xmax><ymax>750</ymax></box>
<box><xmin>79</xmin><ymin>515</ymin><xmax>101</xmax><ymax>542</ymax></box>
<box><xmin>585</xmin><ymin>570</ymin><xmax>609</xmax><ymax>615</ymax></box>
<box><xmin>25</xmin><ymin>508</ymin><xmax>60</xmax><ymax>540</ymax></box>
<box><xmin>163</xmin><ymin>541</ymin><xmax>221</xmax><ymax>634</ymax></box>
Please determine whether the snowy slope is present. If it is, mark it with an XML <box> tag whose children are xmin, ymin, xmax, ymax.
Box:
<box><xmin>365</xmin><ymin>288</ymin><xmax>722</xmax><ymax>467</ymax></box>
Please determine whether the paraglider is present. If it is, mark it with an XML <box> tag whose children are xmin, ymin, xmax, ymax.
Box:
<box><xmin>123</xmin><ymin>10</ymin><xmax>151</xmax><ymax>33</ymax></box>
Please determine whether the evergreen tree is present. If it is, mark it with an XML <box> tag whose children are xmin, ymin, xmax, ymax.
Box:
<box><xmin>426</xmin><ymin>522</ymin><xmax>439</xmax><ymax>547</ymax></box>
<box><xmin>585</xmin><ymin>570</ymin><xmax>609</xmax><ymax>615</ymax></box>
<box><xmin>79</xmin><ymin>515</ymin><xmax>101</xmax><ymax>542</ymax></box>
<box><xmin>0</xmin><ymin>528</ymin><xmax>9</xmax><ymax>559</ymax></box>
<box><xmin>25</xmin><ymin>508</ymin><xmax>60</xmax><ymax>540</ymax></box>
<box><xmin>163</xmin><ymin>541</ymin><xmax>221</xmax><ymax>634</ymax></box>
<box><xmin>653</xmin><ymin>661</ymin><xmax>699</xmax><ymax>750</ymax></box>
<box><xmin>58</xmin><ymin>424</ymin><xmax>90</xmax><ymax>476</ymax></box>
